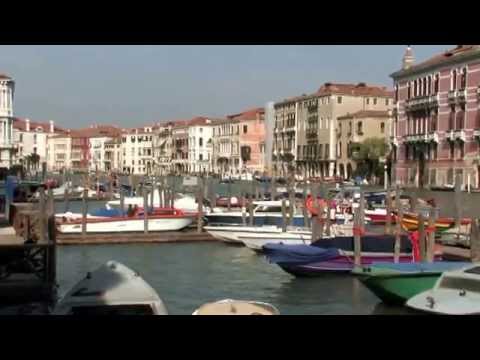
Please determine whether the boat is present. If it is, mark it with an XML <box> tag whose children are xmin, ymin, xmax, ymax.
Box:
<box><xmin>192</xmin><ymin>299</ymin><xmax>279</xmax><ymax>315</ymax></box>
<box><xmin>57</xmin><ymin>208</ymin><xmax>194</xmax><ymax>234</ymax></box>
<box><xmin>353</xmin><ymin>261</ymin><xmax>471</xmax><ymax>305</ymax></box>
<box><xmin>396</xmin><ymin>211</ymin><xmax>470</xmax><ymax>233</ymax></box>
<box><xmin>263</xmin><ymin>234</ymin><xmax>443</xmax><ymax>277</ymax></box>
<box><xmin>52</xmin><ymin>261</ymin><xmax>168</xmax><ymax>315</ymax></box>
<box><xmin>205</xmin><ymin>200</ymin><xmax>307</xmax><ymax>227</ymax></box>
<box><xmin>406</xmin><ymin>263</ymin><xmax>480</xmax><ymax>314</ymax></box>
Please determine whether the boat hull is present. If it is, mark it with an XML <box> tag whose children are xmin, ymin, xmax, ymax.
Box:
<box><xmin>58</xmin><ymin>216</ymin><xmax>193</xmax><ymax>233</ymax></box>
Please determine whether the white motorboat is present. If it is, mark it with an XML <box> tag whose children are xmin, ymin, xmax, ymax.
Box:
<box><xmin>107</xmin><ymin>191</ymin><xmax>205</xmax><ymax>213</ymax></box>
<box><xmin>57</xmin><ymin>208</ymin><xmax>194</xmax><ymax>234</ymax></box>
<box><xmin>192</xmin><ymin>299</ymin><xmax>279</xmax><ymax>315</ymax></box>
<box><xmin>406</xmin><ymin>263</ymin><xmax>480</xmax><ymax>315</ymax></box>
<box><xmin>52</xmin><ymin>261</ymin><xmax>168</xmax><ymax>315</ymax></box>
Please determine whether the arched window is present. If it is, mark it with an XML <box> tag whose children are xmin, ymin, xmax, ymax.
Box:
<box><xmin>452</xmin><ymin>69</ymin><xmax>457</xmax><ymax>90</ymax></box>
<box><xmin>461</xmin><ymin>68</ymin><xmax>467</xmax><ymax>89</ymax></box>
<box><xmin>434</xmin><ymin>74</ymin><xmax>439</xmax><ymax>93</ymax></box>
<box><xmin>423</xmin><ymin>77</ymin><xmax>427</xmax><ymax>96</ymax></box>
<box><xmin>427</xmin><ymin>76</ymin><xmax>431</xmax><ymax>95</ymax></box>
<box><xmin>414</xmin><ymin>80</ymin><xmax>418</xmax><ymax>97</ymax></box>
<box><xmin>407</xmin><ymin>82</ymin><xmax>411</xmax><ymax>99</ymax></box>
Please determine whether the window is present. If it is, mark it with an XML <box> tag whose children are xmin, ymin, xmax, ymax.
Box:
<box><xmin>132</xmin><ymin>160</ymin><xmax>135</xmax><ymax>165</ymax></box>
<box><xmin>33</xmin><ymin>134</ymin><xmax>37</xmax><ymax>144</ymax></box>
<box><xmin>212</xmin><ymin>129</ymin><xmax>215</xmax><ymax>136</ymax></box>
<box><xmin>381</xmin><ymin>122</ymin><xmax>385</xmax><ymax>133</ymax></box>
<box><xmin>199</xmin><ymin>138</ymin><xmax>203</xmax><ymax>147</ymax></box>
<box><xmin>243</xmin><ymin>125</ymin><xmax>248</xmax><ymax>134</ymax></box>
<box><xmin>33</xmin><ymin>147</ymin><xmax>37</xmax><ymax>154</ymax></box>
<box><xmin>199</xmin><ymin>154</ymin><xmax>203</xmax><ymax>161</ymax></box>
<box><xmin>131</xmin><ymin>136</ymin><xmax>136</xmax><ymax>143</ymax></box>
<box><xmin>386</xmin><ymin>98</ymin><xmax>390</xmax><ymax>106</ymax></box>
<box><xmin>452</xmin><ymin>69</ymin><xmax>457</xmax><ymax>90</ymax></box>
<box><xmin>450</xmin><ymin>142</ymin><xmax>455</xmax><ymax>159</ymax></box>
<box><xmin>366</xmin><ymin>98</ymin><xmax>370</xmax><ymax>105</ymax></box>
<box><xmin>325</xmin><ymin>145</ymin><xmax>330</xmax><ymax>159</ymax></box>
<box><xmin>19</xmin><ymin>133</ymin><xmax>23</xmax><ymax>142</ymax></box>
<box><xmin>434</xmin><ymin>74</ymin><xmax>439</xmax><ymax>93</ymax></box>
<box><xmin>337</xmin><ymin>96</ymin><xmax>342</xmax><ymax>104</ymax></box>
<box><xmin>460</xmin><ymin>142</ymin><xmax>465</xmax><ymax>158</ymax></box>
<box><xmin>427</xmin><ymin>76</ymin><xmax>432</xmax><ymax>95</ymax></box>
<box><xmin>147</xmin><ymin>149</ymin><xmax>151</xmax><ymax>156</ymax></box>
<box><xmin>461</xmin><ymin>68</ymin><xmax>467</xmax><ymax>89</ymax></box>
<box><xmin>200</xmin><ymin>128</ymin><xmax>203</xmax><ymax>133</ymax></box>
<box><xmin>373</xmin><ymin>98</ymin><xmax>377</xmax><ymax>105</ymax></box>
<box><xmin>357</xmin><ymin>121</ymin><xmax>363</xmax><ymax>135</ymax></box>
<box><xmin>407</xmin><ymin>82</ymin><xmax>411</xmax><ymax>99</ymax></box>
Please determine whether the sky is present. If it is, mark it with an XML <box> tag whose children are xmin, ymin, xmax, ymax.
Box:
<box><xmin>0</xmin><ymin>45</ymin><xmax>453</xmax><ymax>129</ymax></box>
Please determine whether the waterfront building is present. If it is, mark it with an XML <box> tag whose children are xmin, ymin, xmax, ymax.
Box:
<box><xmin>391</xmin><ymin>45</ymin><xmax>480</xmax><ymax>188</ymax></box>
<box><xmin>13</xmin><ymin>118</ymin><xmax>62</xmax><ymax>170</ymax></box>
<box><xmin>46</xmin><ymin>131</ymin><xmax>72</xmax><ymax>172</ymax></box>
<box><xmin>171</xmin><ymin>121</ymin><xmax>189</xmax><ymax>174</ymax></box>
<box><xmin>275</xmin><ymin>82</ymin><xmax>393</xmax><ymax>178</ymax></box>
<box><xmin>153</xmin><ymin>121</ymin><xmax>175</xmax><ymax>176</ymax></box>
<box><xmin>103</xmin><ymin>136</ymin><xmax>122</xmax><ymax>173</ymax></box>
<box><xmin>230</xmin><ymin>107</ymin><xmax>266</xmax><ymax>175</ymax></box>
<box><xmin>120</xmin><ymin>126</ymin><xmax>154</xmax><ymax>175</ymax></box>
<box><xmin>336</xmin><ymin>110</ymin><xmax>392</xmax><ymax>179</ymax></box>
<box><xmin>87</xmin><ymin>125</ymin><xmax>123</xmax><ymax>173</ymax></box>
<box><xmin>0</xmin><ymin>74</ymin><xmax>15</xmax><ymax>168</ymax></box>
<box><xmin>211</xmin><ymin>117</ymin><xmax>240</xmax><ymax>176</ymax></box>
<box><xmin>187</xmin><ymin>117</ymin><xmax>218</xmax><ymax>174</ymax></box>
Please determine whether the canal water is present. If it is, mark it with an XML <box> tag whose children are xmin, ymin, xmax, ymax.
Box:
<box><xmin>53</xmin><ymin>200</ymin><xmax>416</xmax><ymax>315</ymax></box>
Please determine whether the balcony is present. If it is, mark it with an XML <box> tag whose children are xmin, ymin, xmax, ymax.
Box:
<box><xmin>448</xmin><ymin>90</ymin><xmax>457</xmax><ymax>104</ymax></box>
<box><xmin>429</xmin><ymin>94</ymin><xmax>439</xmax><ymax>107</ymax></box>
<box><xmin>477</xmin><ymin>86</ymin><xmax>480</xmax><ymax>99</ymax></box>
<box><xmin>425</xmin><ymin>133</ymin><xmax>439</xmax><ymax>143</ymax></box>
<box><xmin>446</xmin><ymin>130</ymin><xmax>455</xmax><ymax>142</ymax></box>
<box><xmin>454</xmin><ymin>129</ymin><xmax>466</xmax><ymax>142</ymax></box>
<box><xmin>405</xmin><ymin>95</ymin><xmax>430</xmax><ymax>110</ymax></box>
<box><xmin>474</xmin><ymin>130</ymin><xmax>480</xmax><ymax>138</ymax></box>
<box><xmin>457</xmin><ymin>89</ymin><xmax>467</xmax><ymax>103</ymax></box>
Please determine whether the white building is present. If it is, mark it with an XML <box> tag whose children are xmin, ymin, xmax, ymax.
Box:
<box><xmin>46</xmin><ymin>132</ymin><xmax>72</xmax><ymax>172</ymax></box>
<box><xmin>0</xmin><ymin>74</ymin><xmax>15</xmax><ymax>168</ymax></box>
<box><xmin>187</xmin><ymin>117</ymin><xmax>217</xmax><ymax>174</ymax></box>
<box><xmin>153</xmin><ymin>121</ymin><xmax>174</xmax><ymax>176</ymax></box>
<box><xmin>13</xmin><ymin>118</ymin><xmax>59</xmax><ymax>169</ymax></box>
<box><xmin>120</xmin><ymin>126</ymin><xmax>154</xmax><ymax>175</ymax></box>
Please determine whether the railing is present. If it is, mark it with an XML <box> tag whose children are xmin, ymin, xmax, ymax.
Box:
<box><xmin>448</xmin><ymin>90</ymin><xmax>457</xmax><ymax>104</ymax></box>
<box><xmin>457</xmin><ymin>89</ymin><xmax>467</xmax><ymax>103</ymax></box>
<box><xmin>454</xmin><ymin>129</ymin><xmax>466</xmax><ymax>142</ymax></box>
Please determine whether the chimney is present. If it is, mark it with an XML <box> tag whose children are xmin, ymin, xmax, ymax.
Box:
<box><xmin>25</xmin><ymin>118</ymin><xmax>30</xmax><ymax>132</ymax></box>
<box><xmin>49</xmin><ymin>120</ymin><xmax>54</xmax><ymax>133</ymax></box>
<box><xmin>402</xmin><ymin>45</ymin><xmax>415</xmax><ymax>70</ymax></box>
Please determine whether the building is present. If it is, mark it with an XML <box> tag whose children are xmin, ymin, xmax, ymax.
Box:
<box><xmin>47</xmin><ymin>132</ymin><xmax>72</xmax><ymax>172</ymax></box>
<box><xmin>153</xmin><ymin>121</ymin><xmax>175</xmax><ymax>175</ymax></box>
<box><xmin>0</xmin><ymin>74</ymin><xmax>15</xmax><ymax>168</ymax></box>
<box><xmin>120</xmin><ymin>126</ymin><xmax>154</xmax><ymax>175</ymax></box>
<box><xmin>187</xmin><ymin>117</ymin><xmax>218</xmax><ymax>174</ymax></box>
<box><xmin>229</xmin><ymin>107</ymin><xmax>266</xmax><ymax>175</ymax></box>
<box><xmin>13</xmin><ymin>118</ymin><xmax>62</xmax><ymax>170</ymax></box>
<box><xmin>104</xmin><ymin>137</ymin><xmax>122</xmax><ymax>173</ymax></box>
<box><xmin>171</xmin><ymin>121</ymin><xmax>189</xmax><ymax>174</ymax></box>
<box><xmin>87</xmin><ymin>125</ymin><xmax>123</xmax><ymax>173</ymax></box>
<box><xmin>211</xmin><ymin>117</ymin><xmax>240</xmax><ymax>175</ymax></box>
<box><xmin>275</xmin><ymin>82</ymin><xmax>393</xmax><ymax>178</ymax></box>
<box><xmin>391</xmin><ymin>45</ymin><xmax>480</xmax><ymax>188</ymax></box>
<box><xmin>336</xmin><ymin>110</ymin><xmax>392</xmax><ymax>179</ymax></box>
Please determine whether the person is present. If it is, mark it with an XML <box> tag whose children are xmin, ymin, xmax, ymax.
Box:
<box><xmin>127</xmin><ymin>204</ymin><xmax>134</xmax><ymax>217</ymax></box>
<box><xmin>133</xmin><ymin>204</ymin><xmax>139</xmax><ymax>216</ymax></box>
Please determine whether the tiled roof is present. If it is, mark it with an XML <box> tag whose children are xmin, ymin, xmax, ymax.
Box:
<box><xmin>391</xmin><ymin>45</ymin><xmax>480</xmax><ymax>78</ymax></box>
<box><xmin>13</xmin><ymin>118</ymin><xmax>65</xmax><ymax>133</ymax></box>
<box><xmin>227</xmin><ymin>107</ymin><xmax>265</xmax><ymax>121</ymax></box>
<box><xmin>53</xmin><ymin>125</ymin><xmax>123</xmax><ymax>138</ymax></box>
<box><xmin>188</xmin><ymin>116</ymin><xmax>225</xmax><ymax>126</ymax></box>
<box><xmin>338</xmin><ymin>110</ymin><xmax>391</xmax><ymax>120</ymax></box>
<box><xmin>316</xmin><ymin>82</ymin><xmax>393</xmax><ymax>97</ymax></box>
<box><xmin>0</xmin><ymin>73</ymin><xmax>12</xmax><ymax>80</ymax></box>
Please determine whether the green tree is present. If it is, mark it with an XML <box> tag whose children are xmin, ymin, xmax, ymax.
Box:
<box><xmin>351</xmin><ymin>137</ymin><xmax>387</xmax><ymax>181</ymax></box>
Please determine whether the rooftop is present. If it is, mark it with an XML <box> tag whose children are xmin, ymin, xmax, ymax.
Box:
<box><xmin>227</xmin><ymin>107</ymin><xmax>265</xmax><ymax>121</ymax></box>
<box><xmin>0</xmin><ymin>73</ymin><xmax>12</xmax><ymax>80</ymax></box>
<box><xmin>391</xmin><ymin>45</ymin><xmax>480</xmax><ymax>78</ymax></box>
<box><xmin>13</xmin><ymin>118</ymin><xmax>65</xmax><ymax>133</ymax></box>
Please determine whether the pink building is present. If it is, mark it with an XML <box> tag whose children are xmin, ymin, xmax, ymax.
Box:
<box><xmin>390</xmin><ymin>45</ymin><xmax>480</xmax><ymax>188</ymax></box>
<box><xmin>227</xmin><ymin>107</ymin><xmax>266</xmax><ymax>174</ymax></box>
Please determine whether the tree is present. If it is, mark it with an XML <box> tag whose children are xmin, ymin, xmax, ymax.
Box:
<box><xmin>351</xmin><ymin>137</ymin><xmax>387</xmax><ymax>181</ymax></box>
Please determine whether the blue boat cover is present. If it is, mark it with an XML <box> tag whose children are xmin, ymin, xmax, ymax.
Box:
<box><xmin>263</xmin><ymin>244</ymin><xmax>340</xmax><ymax>265</ymax></box>
<box><xmin>311</xmin><ymin>235</ymin><xmax>412</xmax><ymax>253</ymax></box>
<box><xmin>370</xmin><ymin>261</ymin><xmax>471</xmax><ymax>273</ymax></box>
<box><xmin>90</xmin><ymin>207</ymin><xmax>124</xmax><ymax>217</ymax></box>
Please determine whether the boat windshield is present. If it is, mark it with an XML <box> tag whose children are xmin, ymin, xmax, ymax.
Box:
<box><xmin>255</xmin><ymin>206</ymin><xmax>284</xmax><ymax>213</ymax></box>
<box><xmin>439</xmin><ymin>277</ymin><xmax>480</xmax><ymax>293</ymax></box>
<box><xmin>69</xmin><ymin>304</ymin><xmax>155</xmax><ymax>315</ymax></box>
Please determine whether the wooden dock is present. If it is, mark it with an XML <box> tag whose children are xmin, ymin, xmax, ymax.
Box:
<box><xmin>57</xmin><ymin>230</ymin><xmax>216</xmax><ymax>245</ymax></box>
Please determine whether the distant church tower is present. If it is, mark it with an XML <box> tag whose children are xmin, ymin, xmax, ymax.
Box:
<box><xmin>402</xmin><ymin>45</ymin><xmax>415</xmax><ymax>70</ymax></box>
<box><xmin>0</xmin><ymin>73</ymin><xmax>15</xmax><ymax>168</ymax></box>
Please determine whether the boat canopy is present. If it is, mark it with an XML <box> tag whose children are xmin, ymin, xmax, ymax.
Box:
<box><xmin>263</xmin><ymin>244</ymin><xmax>340</xmax><ymax>265</ymax></box>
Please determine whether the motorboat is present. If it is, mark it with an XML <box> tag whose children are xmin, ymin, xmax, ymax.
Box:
<box><xmin>52</xmin><ymin>261</ymin><xmax>168</xmax><ymax>315</ymax></box>
<box><xmin>192</xmin><ymin>299</ymin><xmax>279</xmax><ymax>315</ymax></box>
<box><xmin>57</xmin><ymin>208</ymin><xmax>194</xmax><ymax>233</ymax></box>
<box><xmin>406</xmin><ymin>263</ymin><xmax>480</xmax><ymax>314</ymax></box>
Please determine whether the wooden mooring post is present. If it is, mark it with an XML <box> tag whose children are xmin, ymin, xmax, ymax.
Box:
<box><xmin>281</xmin><ymin>198</ymin><xmax>287</xmax><ymax>232</ymax></box>
<box><xmin>241</xmin><ymin>192</ymin><xmax>247</xmax><ymax>227</ymax></box>
<box><xmin>81</xmin><ymin>188</ymin><xmax>88</xmax><ymax>238</ymax></box>
<box><xmin>418</xmin><ymin>213</ymin><xmax>426</xmax><ymax>260</ymax></box>
<box><xmin>302</xmin><ymin>183</ymin><xmax>310</xmax><ymax>229</ymax></box>
<box><xmin>143</xmin><ymin>188</ymin><xmax>149</xmax><ymax>234</ymax></box>
<box><xmin>353</xmin><ymin>205</ymin><xmax>362</xmax><ymax>267</ymax></box>
<box><xmin>227</xmin><ymin>179</ymin><xmax>232</xmax><ymax>212</ymax></box>
<box><xmin>385</xmin><ymin>187</ymin><xmax>392</xmax><ymax>235</ymax></box>
<box><xmin>470</xmin><ymin>218</ymin><xmax>480</xmax><ymax>262</ymax></box>
<box><xmin>288</xmin><ymin>183</ymin><xmax>295</xmax><ymax>227</ymax></box>
<box><xmin>454</xmin><ymin>174</ymin><xmax>462</xmax><ymax>232</ymax></box>
<box><xmin>426</xmin><ymin>206</ymin><xmax>437</xmax><ymax>262</ymax></box>
<box><xmin>394</xmin><ymin>187</ymin><xmax>403</xmax><ymax>263</ymax></box>
<box><xmin>248</xmin><ymin>194</ymin><xmax>254</xmax><ymax>226</ymax></box>
<box><xmin>63</xmin><ymin>184</ymin><xmax>70</xmax><ymax>213</ymax></box>
<box><xmin>197</xmin><ymin>179</ymin><xmax>204</xmax><ymax>233</ymax></box>
<box><xmin>271</xmin><ymin>176</ymin><xmax>277</xmax><ymax>200</ymax></box>
<box><xmin>38</xmin><ymin>187</ymin><xmax>46</xmax><ymax>242</ymax></box>
<box><xmin>120</xmin><ymin>187</ymin><xmax>125</xmax><ymax>214</ymax></box>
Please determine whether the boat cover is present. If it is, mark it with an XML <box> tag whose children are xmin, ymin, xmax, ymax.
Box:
<box><xmin>263</xmin><ymin>244</ymin><xmax>340</xmax><ymax>265</ymax></box>
<box><xmin>90</xmin><ymin>207</ymin><xmax>124</xmax><ymax>217</ymax></box>
<box><xmin>370</xmin><ymin>261</ymin><xmax>471</xmax><ymax>273</ymax></box>
<box><xmin>311</xmin><ymin>235</ymin><xmax>413</xmax><ymax>253</ymax></box>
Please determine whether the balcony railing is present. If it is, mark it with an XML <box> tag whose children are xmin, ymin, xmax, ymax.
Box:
<box><xmin>446</xmin><ymin>130</ymin><xmax>455</xmax><ymax>142</ymax></box>
<box><xmin>457</xmin><ymin>89</ymin><xmax>467</xmax><ymax>103</ymax></box>
<box><xmin>454</xmin><ymin>129</ymin><xmax>466</xmax><ymax>142</ymax></box>
<box><xmin>448</xmin><ymin>90</ymin><xmax>457</xmax><ymax>104</ymax></box>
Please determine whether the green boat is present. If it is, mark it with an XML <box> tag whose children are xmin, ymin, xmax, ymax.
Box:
<box><xmin>353</xmin><ymin>262</ymin><xmax>471</xmax><ymax>305</ymax></box>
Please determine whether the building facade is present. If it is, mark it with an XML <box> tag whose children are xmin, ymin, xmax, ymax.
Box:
<box><xmin>275</xmin><ymin>82</ymin><xmax>393</xmax><ymax>178</ymax></box>
<box><xmin>46</xmin><ymin>133</ymin><xmax>72</xmax><ymax>172</ymax></box>
<box><xmin>234</xmin><ymin>108</ymin><xmax>266</xmax><ymax>174</ymax></box>
<box><xmin>153</xmin><ymin>121</ymin><xmax>174</xmax><ymax>175</ymax></box>
<box><xmin>0</xmin><ymin>74</ymin><xmax>15</xmax><ymax>168</ymax></box>
<box><xmin>171</xmin><ymin>122</ymin><xmax>189</xmax><ymax>174</ymax></box>
<box><xmin>187</xmin><ymin>117</ymin><xmax>216</xmax><ymax>174</ymax></box>
<box><xmin>391</xmin><ymin>45</ymin><xmax>480</xmax><ymax>188</ymax></box>
<box><xmin>120</xmin><ymin>126</ymin><xmax>154</xmax><ymax>175</ymax></box>
<box><xmin>336</xmin><ymin>110</ymin><xmax>392</xmax><ymax>179</ymax></box>
<box><xmin>212</xmin><ymin>118</ymin><xmax>240</xmax><ymax>175</ymax></box>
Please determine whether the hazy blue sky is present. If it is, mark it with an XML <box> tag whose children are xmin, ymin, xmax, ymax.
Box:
<box><xmin>0</xmin><ymin>45</ymin><xmax>453</xmax><ymax>128</ymax></box>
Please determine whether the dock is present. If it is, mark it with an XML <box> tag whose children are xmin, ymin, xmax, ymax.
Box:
<box><xmin>57</xmin><ymin>230</ymin><xmax>216</xmax><ymax>245</ymax></box>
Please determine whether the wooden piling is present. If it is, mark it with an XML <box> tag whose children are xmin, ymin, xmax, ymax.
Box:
<box><xmin>418</xmin><ymin>213</ymin><xmax>426</xmax><ymax>261</ymax></box>
<box><xmin>288</xmin><ymin>183</ymin><xmax>295</xmax><ymax>226</ymax></box>
<box><xmin>470</xmin><ymin>218</ymin><xmax>480</xmax><ymax>262</ymax></box>
<box><xmin>63</xmin><ymin>184</ymin><xmax>70</xmax><ymax>213</ymax></box>
<box><xmin>241</xmin><ymin>192</ymin><xmax>247</xmax><ymax>227</ymax></box>
<box><xmin>454</xmin><ymin>174</ymin><xmax>462</xmax><ymax>231</ymax></box>
<box><xmin>47</xmin><ymin>187</ymin><xmax>55</xmax><ymax>216</ymax></box>
<box><xmin>197</xmin><ymin>179</ymin><xmax>204</xmax><ymax>233</ymax></box>
<box><xmin>353</xmin><ymin>206</ymin><xmax>361</xmax><ymax>266</ymax></box>
<box><xmin>325</xmin><ymin>197</ymin><xmax>331</xmax><ymax>237</ymax></box>
<box><xmin>410</xmin><ymin>191</ymin><xmax>417</xmax><ymax>213</ymax></box>
<box><xmin>302</xmin><ymin>183</ymin><xmax>310</xmax><ymax>229</ymax></box>
<box><xmin>120</xmin><ymin>187</ymin><xmax>125</xmax><ymax>214</ymax></box>
<box><xmin>426</xmin><ymin>206</ymin><xmax>437</xmax><ymax>262</ymax></box>
<box><xmin>385</xmin><ymin>187</ymin><xmax>392</xmax><ymax>235</ymax></box>
<box><xmin>281</xmin><ymin>198</ymin><xmax>287</xmax><ymax>232</ymax></box>
<box><xmin>81</xmin><ymin>188</ymin><xmax>88</xmax><ymax>238</ymax></box>
<box><xmin>359</xmin><ymin>190</ymin><xmax>365</xmax><ymax>233</ymax></box>
<box><xmin>227</xmin><ymin>180</ymin><xmax>232</xmax><ymax>211</ymax></box>
<box><xmin>271</xmin><ymin>176</ymin><xmax>277</xmax><ymax>200</ymax></box>
<box><xmin>158</xmin><ymin>184</ymin><xmax>164</xmax><ymax>208</ymax></box>
<box><xmin>38</xmin><ymin>187</ymin><xmax>46</xmax><ymax>242</ymax></box>
<box><xmin>143</xmin><ymin>189</ymin><xmax>149</xmax><ymax>234</ymax></box>
<box><xmin>394</xmin><ymin>186</ymin><xmax>403</xmax><ymax>263</ymax></box>
<box><xmin>150</xmin><ymin>183</ymin><xmax>155</xmax><ymax>210</ymax></box>
<box><xmin>248</xmin><ymin>195</ymin><xmax>254</xmax><ymax>226</ymax></box>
